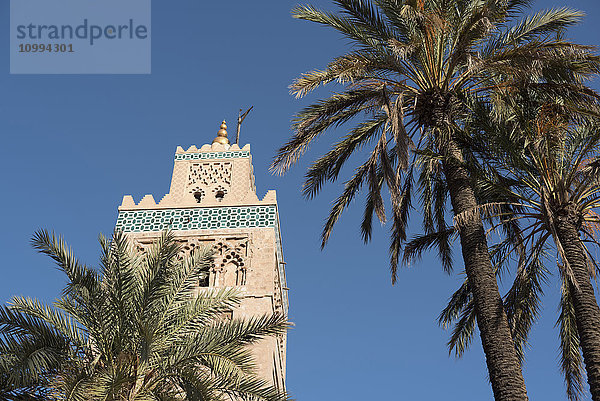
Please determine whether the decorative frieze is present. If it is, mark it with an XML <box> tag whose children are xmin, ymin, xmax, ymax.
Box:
<box><xmin>174</xmin><ymin>150</ymin><xmax>250</xmax><ymax>161</ymax></box>
<box><xmin>115</xmin><ymin>205</ymin><xmax>277</xmax><ymax>233</ymax></box>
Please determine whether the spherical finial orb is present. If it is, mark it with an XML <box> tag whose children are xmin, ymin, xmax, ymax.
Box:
<box><xmin>212</xmin><ymin>120</ymin><xmax>230</xmax><ymax>145</ymax></box>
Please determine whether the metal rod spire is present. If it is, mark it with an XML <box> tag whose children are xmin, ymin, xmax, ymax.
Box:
<box><xmin>236</xmin><ymin>106</ymin><xmax>253</xmax><ymax>145</ymax></box>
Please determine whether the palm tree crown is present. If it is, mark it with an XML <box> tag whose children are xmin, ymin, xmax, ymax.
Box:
<box><xmin>0</xmin><ymin>230</ymin><xmax>290</xmax><ymax>401</ymax></box>
<box><xmin>442</xmin><ymin>94</ymin><xmax>600</xmax><ymax>400</ymax></box>
<box><xmin>273</xmin><ymin>0</ymin><xmax>597</xmax><ymax>277</ymax></box>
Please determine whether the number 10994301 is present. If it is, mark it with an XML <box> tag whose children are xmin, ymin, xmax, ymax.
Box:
<box><xmin>19</xmin><ymin>43</ymin><xmax>74</xmax><ymax>53</ymax></box>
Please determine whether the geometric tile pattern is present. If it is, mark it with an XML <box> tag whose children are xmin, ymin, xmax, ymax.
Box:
<box><xmin>115</xmin><ymin>205</ymin><xmax>277</xmax><ymax>233</ymax></box>
<box><xmin>174</xmin><ymin>151</ymin><xmax>250</xmax><ymax>161</ymax></box>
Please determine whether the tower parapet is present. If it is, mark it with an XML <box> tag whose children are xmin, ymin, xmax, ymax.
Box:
<box><xmin>119</xmin><ymin>142</ymin><xmax>268</xmax><ymax>210</ymax></box>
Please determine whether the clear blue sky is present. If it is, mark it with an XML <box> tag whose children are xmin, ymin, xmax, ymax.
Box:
<box><xmin>0</xmin><ymin>1</ymin><xmax>599</xmax><ymax>400</ymax></box>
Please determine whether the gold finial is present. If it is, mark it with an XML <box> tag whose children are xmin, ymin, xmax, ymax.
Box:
<box><xmin>212</xmin><ymin>120</ymin><xmax>230</xmax><ymax>145</ymax></box>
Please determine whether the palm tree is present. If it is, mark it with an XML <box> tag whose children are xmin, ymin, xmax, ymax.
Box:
<box><xmin>0</xmin><ymin>230</ymin><xmax>290</xmax><ymax>401</ymax></box>
<box><xmin>272</xmin><ymin>1</ymin><xmax>599</xmax><ymax>399</ymax></box>
<box><xmin>0</xmin><ymin>338</ymin><xmax>56</xmax><ymax>401</ymax></box>
<box><xmin>438</xmin><ymin>95</ymin><xmax>600</xmax><ymax>400</ymax></box>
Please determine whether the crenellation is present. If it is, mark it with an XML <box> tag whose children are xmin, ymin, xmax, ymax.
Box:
<box><xmin>175</xmin><ymin>142</ymin><xmax>250</xmax><ymax>156</ymax></box>
<box><xmin>121</xmin><ymin>195</ymin><xmax>136</xmax><ymax>208</ymax></box>
<box><xmin>137</xmin><ymin>194</ymin><xmax>156</xmax><ymax>207</ymax></box>
<box><xmin>262</xmin><ymin>190</ymin><xmax>277</xmax><ymax>203</ymax></box>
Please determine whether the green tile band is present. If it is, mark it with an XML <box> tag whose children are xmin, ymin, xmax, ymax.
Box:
<box><xmin>174</xmin><ymin>150</ymin><xmax>250</xmax><ymax>161</ymax></box>
<box><xmin>115</xmin><ymin>205</ymin><xmax>277</xmax><ymax>233</ymax></box>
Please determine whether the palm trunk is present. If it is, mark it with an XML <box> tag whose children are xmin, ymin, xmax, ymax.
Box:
<box><xmin>555</xmin><ymin>211</ymin><xmax>600</xmax><ymax>401</ymax></box>
<box><xmin>442</xmin><ymin>139</ymin><xmax>528</xmax><ymax>401</ymax></box>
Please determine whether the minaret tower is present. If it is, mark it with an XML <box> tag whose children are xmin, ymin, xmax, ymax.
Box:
<box><xmin>115</xmin><ymin>121</ymin><xmax>288</xmax><ymax>389</ymax></box>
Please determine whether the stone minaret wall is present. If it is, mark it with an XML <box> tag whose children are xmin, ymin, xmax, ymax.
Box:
<box><xmin>115</xmin><ymin>136</ymin><xmax>288</xmax><ymax>390</ymax></box>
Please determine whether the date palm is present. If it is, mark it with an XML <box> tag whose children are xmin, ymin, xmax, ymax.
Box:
<box><xmin>0</xmin><ymin>230</ymin><xmax>290</xmax><ymax>401</ymax></box>
<box><xmin>272</xmin><ymin>1</ymin><xmax>599</xmax><ymax>399</ymax></box>
<box><xmin>438</xmin><ymin>93</ymin><xmax>600</xmax><ymax>400</ymax></box>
